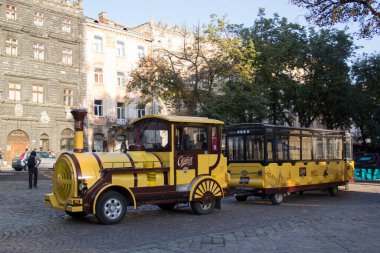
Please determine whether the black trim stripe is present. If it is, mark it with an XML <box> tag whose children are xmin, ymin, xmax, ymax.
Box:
<box><xmin>91</xmin><ymin>152</ymin><xmax>103</xmax><ymax>170</ymax></box>
<box><xmin>134</xmin><ymin>173</ymin><xmax>138</xmax><ymax>187</ymax></box>
<box><xmin>123</xmin><ymin>152</ymin><xmax>136</xmax><ymax>168</ymax></box>
<box><xmin>209</xmin><ymin>153</ymin><xmax>221</xmax><ymax>173</ymax></box>
<box><xmin>65</xmin><ymin>152</ymin><xmax>82</xmax><ymax>179</ymax></box>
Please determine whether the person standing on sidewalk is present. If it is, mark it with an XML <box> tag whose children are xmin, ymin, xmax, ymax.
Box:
<box><xmin>27</xmin><ymin>151</ymin><xmax>41</xmax><ymax>189</ymax></box>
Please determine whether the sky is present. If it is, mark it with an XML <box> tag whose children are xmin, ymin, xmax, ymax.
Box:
<box><xmin>83</xmin><ymin>0</ymin><xmax>379</xmax><ymax>57</ymax></box>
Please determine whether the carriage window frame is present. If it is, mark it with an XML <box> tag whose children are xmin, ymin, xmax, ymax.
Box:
<box><xmin>175</xmin><ymin>124</ymin><xmax>209</xmax><ymax>154</ymax></box>
<box><xmin>134</xmin><ymin>118</ymin><xmax>171</xmax><ymax>152</ymax></box>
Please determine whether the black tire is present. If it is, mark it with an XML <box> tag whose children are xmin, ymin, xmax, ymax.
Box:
<box><xmin>158</xmin><ymin>203</ymin><xmax>176</xmax><ymax>210</ymax></box>
<box><xmin>191</xmin><ymin>198</ymin><xmax>216</xmax><ymax>215</ymax></box>
<box><xmin>235</xmin><ymin>195</ymin><xmax>248</xmax><ymax>202</ymax></box>
<box><xmin>95</xmin><ymin>191</ymin><xmax>126</xmax><ymax>225</ymax></box>
<box><xmin>328</xmin><ymin>186</ymin><xmax>339</xmax><ymax>197</ymax></box>
<box><xmin>270</xmin><ymin>193</ymin><xmax>284</xmax><ymax>205</ymax></box>
<box><xmin>14</xmin><ymin>168</ymin><xmax>22</xmax><ymax>171</ymax></box>
<box><xmin>65</xmin><ymin>211</ymin><xmax>88</xmax><ymax>219</ymax></box>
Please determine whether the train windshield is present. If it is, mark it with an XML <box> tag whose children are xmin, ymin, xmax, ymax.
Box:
<box><xmin>134</xmin><ymin>119</ymin><xmax>170</xmax><ymax>151</ymax></box>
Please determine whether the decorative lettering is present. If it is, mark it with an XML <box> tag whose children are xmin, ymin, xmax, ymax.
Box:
<box><xmin>354</xmin><ymin>168</ymin><xmax>380</xmax><ymax>181</ymax></box>
<box><xmin>178</xmin><ymin>155</ymin><xmax>193</xmax><ymax>171</ymax></box>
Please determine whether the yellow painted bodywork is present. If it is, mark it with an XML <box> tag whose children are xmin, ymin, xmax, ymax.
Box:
<box><xmin>45</xmin><ymin>115</ymin><xmax>228</xmax><ymax>215</ymax></box>
<box><xmin>228</xmin><ymin>160</ymin><xmax>352</xmax><ymax>191</ymax></box>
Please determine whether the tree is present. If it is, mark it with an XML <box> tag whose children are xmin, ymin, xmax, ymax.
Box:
<box><xmin>127</xmin><ymin>25</ymin><xmax>235</xmax><ymax>116</ymax></box>
<box><xmin>299</xmin><ymin>28</ymin><xmax>354</xmax><ymax>129</ymax></box>
<box><xmin>290</xmin><ymin>0</ymin><xmax>380</xmax><ymax>38</ymax></box>
<box><xmin>127</xmin><ymin>19</ymin><xmax>263</xmax><ymax>123</ymax></box>
<box><xmin>242</xmin><ymin>9</ymin><xmax>309</xmax><ymax>125</ymax></box>
<box><xmin>200</xmin><ymin>15</ymin><xmax>267</xmax><ymax>124</ymax></box>
<box><xmin>351</xmin><ymin>53</ymin><xmax>380</xmax><ymax>146</ymax></box>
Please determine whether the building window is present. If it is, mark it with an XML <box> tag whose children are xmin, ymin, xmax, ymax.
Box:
<box><xmin>116</xmin><ymin>41</ymin><xmax>125</xmax><ymax>56</ymax></box>
<box><xmin>62</xmin><ymin>48</ymin><xmax>73</xmax><ymax>65</ymax></box>
<box><xmin>137</xmin><ymin>45</ymin><xmax>145</xmax><ymax>59</ymax></box>
<box><xmin>94</xmin><ymin>67</ymin><xmax>103</xmax><ymax>84</ymax></box>
<box><xmin>8</xmin><ymin>83</ymin><xmax>21</xmax><ymax>101</ymax></box>
<box><xmin>137</xmin><ymin>108</ymin><xmax>145</xmax><ymax>118</ymax></box>
<box><xmin>94</xmin><ymin>36</ymin><xmax>103</xmax><ymax>52</ymax></box>
<box><xmin>61</xmin><ymin>128</ymin><xmax>74</xmax><ymax>151</ymax></box>
<box><xmin>5</xmin><ymin>38</ymin><xmax>18</xmax><ymax>56</ymax></box>
<box><xmin>33</xmin><ymin>43</ymin><xmax>45</xmax><ymax>61</ymax></box>
<box><xmin>117</xmin><ymin>102</ymin><xmax>125</xmax><ymax>119</ymax></box>
<box><xmin>32</xmin><ymin>85</ymin><xmax>44</xmax><ymax>103</ymax></box>
<box><xmin>93</xmin><ymin>133</ymin><xmax>104</xmax><ymax>152</ymax></box>
<box><xmin>6</xmin><ymin>4</ymin><xmax>17</xmax><ymax>21</ymax></box>
<box><xmin>63</xmin><ymin>89</ymin><xmax>73</xmax><ymax>106</ymax></box>
<box><xmin>34</xmin><ymin>12</ymin><xmax>44</xmax><ymax>27</ymax></box>
<box><xmin>117</xmin><ymin>72</ymin><xmax>125</xmax><ymax>87</ymax></box>
<box><xmin>94</xmin><ymin>100</ymin><xmax>103</xmax><ymax>116</ymax></box>
<box><xmin>62</xmin><ymin>18</ymin><xmax>71</xmax><ymax>33</ymax></box>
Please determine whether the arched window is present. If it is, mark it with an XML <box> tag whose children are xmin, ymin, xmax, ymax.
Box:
<box><xmin>40</xmin><ymin>133</ymin><xmax>49</xmax><ymax>151</ymax></box>
<box><xmin>93</xmin><ymin>133</ymin><xmax>104</xmax><ymax>152</ymax></box>
<box><xmin>60</xmin><ymin>128</ymin><xmax>74</xmax><ymax>151</ymax></box>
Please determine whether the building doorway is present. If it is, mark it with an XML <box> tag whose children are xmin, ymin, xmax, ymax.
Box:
<box><xmin>6</xmin><ymin>130</ymin><xmax>29</xmax><ymax>164</ymax></box>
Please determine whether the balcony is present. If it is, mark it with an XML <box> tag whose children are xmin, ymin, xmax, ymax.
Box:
<box><xmin>116</xmin><ymin>118</ymin><xmax>126</xmax><ymax>125</ymax></box>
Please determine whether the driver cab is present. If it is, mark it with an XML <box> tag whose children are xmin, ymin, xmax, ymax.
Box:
<box><xmin>131</xmin><ymin>115</ymin><xmax>227</xmax><ymax>188</ymax></box>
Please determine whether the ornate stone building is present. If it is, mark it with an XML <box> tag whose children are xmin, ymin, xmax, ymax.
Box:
<box><xmin>85</xmin><ymin>13</ymin><xmax>152</xmax><ymax>152</ymax></box>
<box><xmin>0</xmin><ymin>0</ymin><xmax>85</xmax><ymax>164</ymax></box>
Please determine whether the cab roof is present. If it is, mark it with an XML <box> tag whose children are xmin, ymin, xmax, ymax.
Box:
<box><xmin>131</xmin><ymin>115</ymin><xmax>224</xmax><ymax>125</ymax></box>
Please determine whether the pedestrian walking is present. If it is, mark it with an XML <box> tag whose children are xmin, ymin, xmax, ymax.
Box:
<box><xmin>0</xmin><ymin>148</ymin><xmax>4</xmax><ymax>168</ymax></box>
<box><xmin>26</xmin><ymin>151</ymin><xmax>41</xmax><ymax>189</ymax></box>
<box><xmin>21</xmin><ymin>148</ymin><xmax>30</xmax><ymax>171</ymax></box>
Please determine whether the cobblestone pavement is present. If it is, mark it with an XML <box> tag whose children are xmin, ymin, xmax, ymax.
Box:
<box><xmin>0</xmin><ymin>172</ymin><xmax>379</xmax><ymax>253</ymax></box>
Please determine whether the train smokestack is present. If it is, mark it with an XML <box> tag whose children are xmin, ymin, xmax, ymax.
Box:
<box><xmin>71</xmin><ymin>109</ymin><xmax>87</xmax><ymax>153</ymax></box>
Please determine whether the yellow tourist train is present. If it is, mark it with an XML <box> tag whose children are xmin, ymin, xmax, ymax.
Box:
<box><xmin>44</xmin><ymin>109</ymin><xmax>228</xmax><ymax>224</ymax></box>
<box><xmin>226</xmin><ymin>123</ymin><xmax>354</xmax><ymax>204</ymax></box>
<box><xmin>45</xmin><ymin>110</ymin><xmax>354</xmax><ymax>224</ymax></box>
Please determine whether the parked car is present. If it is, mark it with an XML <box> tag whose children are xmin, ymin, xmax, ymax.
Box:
<box><xmin>12</xmin><ymin>151</ymin><xmax>57</xmax><ymax>171</ymax></box>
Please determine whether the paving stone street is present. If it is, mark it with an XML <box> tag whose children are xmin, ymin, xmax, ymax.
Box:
<box><xmin>0</xmin><ymin>170</ymin><xmax>379</xmax><ymax>253</ymax></box>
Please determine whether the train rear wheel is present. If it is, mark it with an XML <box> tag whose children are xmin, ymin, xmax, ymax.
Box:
<box><xmin>191</xmin><ymin>196</ymin><xmax>216</xmax><ymax>215</ymax></box>
<box><xmin>95</xmin><ymin>191</ymin><xmax>126</xmax><ymax>225</ymax></box>
<box><xmin>270</xmin><ymin>193</ymin><xmax>284</xmax><ymax>205</ymax></box>
<box><xmin>235</xmin><ymin>195</ymin><xmax>248</xmax><ymax>202</ymax></box>
<box><xmin>328</xmin><ymin>186</ymin><xmax>339</xmax><ymax>197</ymax></box>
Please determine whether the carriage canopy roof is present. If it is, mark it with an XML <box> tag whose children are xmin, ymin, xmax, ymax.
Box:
<box><xmin>131</xmin><ymin>115</ymin><xmax>224</xmax><ymax>125</ymax></box>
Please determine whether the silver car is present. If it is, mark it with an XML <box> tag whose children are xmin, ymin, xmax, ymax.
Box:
<box><xmin>12</xmin><ymin>151</ymin><xmax>57</xmax><ymax>171</ymax></box>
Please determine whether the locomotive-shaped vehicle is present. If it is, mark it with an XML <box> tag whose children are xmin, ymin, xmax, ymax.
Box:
<box><xmin>44</xmin><ymin>109</ymin><xmax>228</xmax><ymax>224</ymax></box>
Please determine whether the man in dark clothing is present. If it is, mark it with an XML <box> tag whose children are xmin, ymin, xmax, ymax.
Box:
<box><xmin>27</xmin><ymin>151</ymin><xmax>41</xmax><ymax>189</ymax></box>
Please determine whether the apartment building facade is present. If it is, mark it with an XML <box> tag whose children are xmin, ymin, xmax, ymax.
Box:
<box><xmin>85</xmin><ymin>13</ymin><xmax>152</xmax><ymax>152</ymax></box>
<box><xmin>0</xmin><ymin>0</ymin><xmax>85</xmax><ymax>164</ymax></box>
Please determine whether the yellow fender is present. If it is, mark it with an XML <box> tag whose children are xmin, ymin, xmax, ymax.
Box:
<box><xmin>189</xmin><ymin>176</ymin><xmax>224</xmax><ymax>201</ymax></box>
<box><xmin>92</xmin><ymin>184</ymin><xmax>137</xmax><ymax>214</ymax></box>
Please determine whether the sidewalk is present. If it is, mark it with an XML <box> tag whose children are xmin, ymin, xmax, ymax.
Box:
<box><xmin>0</xmin><ymin>165</ymin><xmax>13</xmax><ymax>172</ymax></box>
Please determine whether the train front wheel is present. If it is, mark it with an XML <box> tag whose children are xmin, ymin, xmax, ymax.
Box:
<box><xmin>95</xmin><ymin>191</ymin><xmax>127</xmax><ymax>225</ymax></box>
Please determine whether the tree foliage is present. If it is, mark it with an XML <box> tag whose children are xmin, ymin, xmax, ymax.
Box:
<box><xmin>351</xmin><ymin>53</ymin><xmax>380</xmax><ymax>144</ymax></box>
<box><xmin>290</xmin><ymin>0</ymin><xmax>380</xmax><ymax>38</ymax></box>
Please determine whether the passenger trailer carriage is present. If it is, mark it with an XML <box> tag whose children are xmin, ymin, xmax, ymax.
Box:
<box><xmin>45</xmin><ymin>109</ymin><xmax>228</xmax><ymax>224</ymax></box>
<box><xmin>226</xmin><ymin>123</ymin><xmax>354</xmax><ymax>204</ymax></box>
